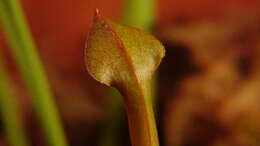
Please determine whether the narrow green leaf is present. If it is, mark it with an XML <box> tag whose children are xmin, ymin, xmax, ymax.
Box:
<box><xmin>0</xmin><ymin>54</ymin><xmax>29</xmax><ymax>146</ymax></box>
<box><xmin>0</xmin><ymin>0</ymin><xmax>68</xmax><ymax>146</ymax></box>
<box><xmin>85</xmin><ymin>11</ymin><xmax>165</xmax><ymax>146</ymax></box>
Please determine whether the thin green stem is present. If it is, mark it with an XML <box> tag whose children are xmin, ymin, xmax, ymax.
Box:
<box><xmin>99</xmin><ymin>89</ymin><xmax>123</xmax><ymax>146</ymax></box>
<box><xmin>122</xmin><ymin>0</ymin><xmax>155</xmax><ymax>32</ymax></box>
<box><xmin>0</xmin><ymin>0</ymin><xmax>68</xmax><ymax>146</ymax></box>
<box><xmin>0</xmin><ymin>54</ymin><xmax>30</xmax><ymax>146</ymax></box>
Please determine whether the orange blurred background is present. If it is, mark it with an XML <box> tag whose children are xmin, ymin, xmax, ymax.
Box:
<box><xmin>2</xmin><ymin>0</ymin><xmax>260</xmax><ymax>70</ymax></box>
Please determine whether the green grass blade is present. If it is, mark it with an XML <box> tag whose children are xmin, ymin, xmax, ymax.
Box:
<box><xmin>0</xmin><ymin>54</ymin><xmax>30</xmax><ymax>146</ymax></box>
<box><xmin>0</xmin><ymin>0</ymin><xmax>68</xmax><ymax>146</ymax></box>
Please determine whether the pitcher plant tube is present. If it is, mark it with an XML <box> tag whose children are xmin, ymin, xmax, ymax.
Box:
<box><xmin>85</xmin><ymin>10</ymin><xmax>165</xmax><ymax>146</ymax></box>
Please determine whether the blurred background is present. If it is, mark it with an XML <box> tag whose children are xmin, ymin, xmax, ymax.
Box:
<box><xmin>0</xmin><ymin>0</ymin><xmax>260</xmax><ymax>146</ymax></box>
